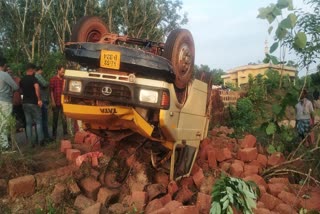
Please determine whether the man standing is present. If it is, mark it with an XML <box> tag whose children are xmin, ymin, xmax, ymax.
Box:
<box><xmin>0</xmin><ymin>57</ymin><xmax>18</xmax><ymax>149</ymax></box>
<box><xmin>50</xmin><ymin>65</ymin><xmax>67</xmax><ymax>139</ymax></box>
<box><xmin>35</xmin><ymin>66</ymin><xmax>51</xmax><ymax>141</ymax></box>
<box><xmin>20</xmin><ymin>63</ymin><xmax>44</xmax><ymax>147</ymax></box>
<box><xmin>295</xmin><ymin>89</ymin><xmax>315</xmax><ymax>146</ymax></box>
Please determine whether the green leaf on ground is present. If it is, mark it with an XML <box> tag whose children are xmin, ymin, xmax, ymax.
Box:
<box><xmin>272</xmin><ymin>104</ymin><xmax>282</xmax><ymax>115</ymax></box>
<box><xmin>267</xmin><ymin>145</ymin><xmax>276</xmax><ymax>154</ymax></box>
<box><xmin>266</xmin><ymin>122</ymin><xmax>276</xmax><ymax>135</ymax></box>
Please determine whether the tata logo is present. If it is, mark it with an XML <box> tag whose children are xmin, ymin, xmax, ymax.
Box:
<box><xmin>100</xmin><ymin>108</ymin><xmax>117</xmax><ymax>114</ymax></box>
<box><xmin>102</xmin><ymin>86</ymin><xmax>112</xmax><ymax>96</ymax></box>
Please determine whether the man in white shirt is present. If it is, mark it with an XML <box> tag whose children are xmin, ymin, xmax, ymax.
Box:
<box><xmin>295</xmin><ymin>89</ymin><xmax>314</xmax><ymax>145</ymax></box>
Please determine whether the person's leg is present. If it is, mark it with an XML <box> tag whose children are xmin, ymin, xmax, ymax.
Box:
<box><xmin>41</xmin><ymin>101</ymin><xmax>50</xmax><ymax>139</ymax></box>
<box><xmin>52</xmin><ymin>106</ymin><xmax>59</xmax><ymax>138</ymax></box>
<box><xmin>31</xmin><ymin>104</ymin><xmax>44</xmax><ymax>145</ymax></box>
<box><xmin>60</xmin><ymin>106</ymin><xmax>68</xmax><ymax>136</ymax></box>
<box><xmin>0</xmin><ymin>101</ymin><xmax>13</xmax><ymax>149</ymax></box>
<box><xmin>23</xmin><ymin>104</ymin><xmax>34</xmax><ymax>145</ymax></box>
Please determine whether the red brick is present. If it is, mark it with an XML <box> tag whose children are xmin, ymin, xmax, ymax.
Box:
<box><xmin>149</xmin><ymin>208</ymin><xmax>171</xmax><ymax>214</ymax></box>
<box><xmin>243</xmin><ymin>164</ymin><xmax>259</xmax><ymax>177</ymax></box>
<box><xmin>155</xmin><ymin>172</ymin><xmax>169</xmax><ymax>187</ymax></box>
<box><xmin>164</xmin><ymin>201</ymin><xmax>183</xmax><ymax>212</ymax></box>
<box><xmin>193</xmin><ymin>169</ymin><xmax>205</xmax><ymax>189</ymax></box>
<box><xmin>238</xmin><ymin>148</ymin><xmax>258</xmax><ymax>162</ymax></box>
<box><xmin>257</xmin><ymin>201</ymin><xmax>265</xmax><ymax>208</ymax></box>
<box><xmin>145</xmin><ymin>199</ymin><xmax>164</xmax><ymax>214</ymax></box>
<box><xmin>216</xmin><ymin>148</ymin><xmax>232</xmax><ymax>162</ymax></box>
<box><xmin>132</xmin><ymin>191</ymin><xmax>147</xmax><ymax>212</ymax></box>
<box><xmin>254</xmin><ymin>208</ymin><xmax>272</xmax><ymax>214</ymax></box>
<box><xmin>259</xmin><ymin>185</ymin><xmax>267</xmax><ymax>194</ymax></box>
<box><xmin>207</xmin><ymin>150</ymin><xmax>217</xmax><ymax>169</ymax></box>
<box><xmin>60</xmin><ymin>140</ymin><xmax>72</xmax><ymax>153</ymax></box>
<box><xmin>74</xmin><ymin>131</ymin><xmax>89</xmax><ymax>144</ymax></box>
<box><xmin>126</xmin><ymin>155</ymin><xmax>136</xmax><ymax>167</ymax></box>
<box><xmin>230</xmin><ymin>163</ymin><xmax>243</xmax><ymax>177</ymax></box>
<box><xmin>260</xmin><ymin>193</ymin><xmax>282</xmax><ymax>210</ymax></box>
<box><xmin>268</xmin><ymin>183</ymin><xmax>286</xmax><ymax>196</ymax></box>
<box><xmin>74</xmin><ymin>194</ymin><xmax>95</xmax><ymax>210</ymax></box>
<box><xmin>66</xmin><ymin>149</ymin><xmax>81</xmax><ymax>162</ymax></box>
<box><xmin>8</xmin><ymin>175</ymin><xmax>35</xmax><ymax>198</ymax></box>
<box><xmin>172</xmin><ymin>206</ymin><xmax>199</xmax><ymax>214</ymax></box>
<box><xmin>268</xmin><ymin>177</ymin><xmax>289</xmax><ymax>185</ymax></box>
<box><xmin>196</xmin><ymin>193</ymin><xmax>211</xmax><ymax>214</ymax></box>
<box><xmin>241</xmin><ymin>134</ymin><xmax>257</xmax><ymax>148</ymax></box>
<box><xmin>274</xmin><ymin>203</ymin><xmax>296</xmax><ymax>214</ymax></box>
<box><xmin>79</xmin><ymin>177</ymin><xmax>101</xmax><ymax>200</ymax></box>
<box><xmin>168</xmin><ymin>181</ymin><xmax>179</xmax><ymax>195</ymax></box>
<box><xmin>82</xmin><ymin>202</ymin><xmax>101</xmax><ymax>214</ymax></box>
<box><xmin>257</xmin><ymin>154</ymin><xmax>268</xmax><ymax>168</ymax></box>
<box><xmin>278</xmin><ymin>191</ymin><xmax>300</xmax><ymax>207</ymax></box>
<box><xmin>68</xmin><ymin>182</ymin><xmax>81</xmax><ymax>196</ymax></box>
<box><xmin>51</xmin><ymin>183</ymin><xmax>66</xmax><ymax>205</ymax></box>
<box><xmin>180</xmin><ymin>177</ymin><xmax>194</xmax><ymax>188</ymax></box>
<box><xmin>175</xmin><ymin>186</ymin><xmax>194</xmax><ymax>203</ymax></box>
<box><xmin>97</xmin><ymin>187</ymin><xmax>119</xmax><ymax>206</ymax></box>
<box><xmin>219</xmin><ymin>162</ymin><xmax>231</xmax><ymax>172</ymax></box>
<box><xmin>233</xmin><ymin>160</ymin><xmax>245</xmax><ymax>167</ymax></box>
<box><xmin>244</xmin><ymin>174</ymin><xmax>267</xmax><ymax>189</ymax></box>
<box><xmin>267</xmin><ymin>152</ymin><xmax>285</xmax><ymax>167</ymax></box>
<box><xmin>159</xmin><ymin>194</ymin><xmax>172</xmax><ymax>206</ymax></box>
<box><xmin>147</xmin><ymin>184</ymin><xmax>167</xmax><ymax>200</ymax></box>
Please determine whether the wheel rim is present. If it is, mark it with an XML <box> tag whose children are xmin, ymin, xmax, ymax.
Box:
<box><xmin>86</xmin><ymin>30</ymin><xmax>102</xmax><ymax>42</ymax></box>
<box><xmin>178</xmin><ymin>43</ymin><xmax>192</xmax><ymax>76</ymax></box>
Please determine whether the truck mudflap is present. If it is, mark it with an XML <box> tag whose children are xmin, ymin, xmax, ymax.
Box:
<box><xmin>62</xmin><ymin>101</ymin><xmax>154</xmax><ymax>139</ymax></box>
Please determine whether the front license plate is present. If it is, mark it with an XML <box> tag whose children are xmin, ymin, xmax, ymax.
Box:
<box><xmin>100</xmin><ymin>50</ymin><xmax>121</xmax><ymax>70</ymax></box>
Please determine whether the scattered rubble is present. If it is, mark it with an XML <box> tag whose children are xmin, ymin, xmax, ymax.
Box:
<box><xmin>1</xmin><ymin>128</ymin><xmax>320</xmax><ymax>213</ymax></box>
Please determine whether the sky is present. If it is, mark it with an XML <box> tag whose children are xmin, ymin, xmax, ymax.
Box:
<box><xmin>180</xmin><ymin>0</ymin><xmax>313</xmax><ymax>73</ymax></box>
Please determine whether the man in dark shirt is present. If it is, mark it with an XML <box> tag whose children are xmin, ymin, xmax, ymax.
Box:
<box><xmin>20</xmin><ymin>63</ymin><xmax>44</xmax><ymax>146</ymax></box>
<box><xmin>50</xmin><ymin>65</ymin><xmax>67</xmax><ymax>139</ymax></box>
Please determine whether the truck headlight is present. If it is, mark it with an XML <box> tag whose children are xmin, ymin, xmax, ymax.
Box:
<box><xmin>139</xmin><ymin>89</ymin><xmax>158</xmax><ymax>103</ymax></box>
<box><xmin>69</xmin><ymin>80</ymin><xmax>82</xmax><ymax>93</ymax></box>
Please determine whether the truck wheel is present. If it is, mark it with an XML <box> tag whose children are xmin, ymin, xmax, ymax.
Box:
<box><xmin>163</xmin><ymin>29</ymin><xmax>195</xmax><ymax>89</ymax></box>
<box><xmin>71</xmin><ymin>16</ymin><xmax>109</xmax><ymax>42</ymax></box>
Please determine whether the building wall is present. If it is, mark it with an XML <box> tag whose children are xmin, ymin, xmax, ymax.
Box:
<box><xmin>222</xmin><ymin>64</ymin><xmax>296</xmax><ymax>87</ymax></box>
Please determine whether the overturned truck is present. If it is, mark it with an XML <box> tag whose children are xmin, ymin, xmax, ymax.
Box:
<box><xmin>62</xmin><ymin>16</ymin><xmax>211</xmax><ymax>180</ymax></box>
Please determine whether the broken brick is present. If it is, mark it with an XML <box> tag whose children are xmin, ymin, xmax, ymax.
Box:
<box><xmin>207</xmin><ymin>150</ymin><xmax>217</xmax><ymax>169</ymax></box>
<box><xmin>8</xmin><ymin>175</ymin><xmax>35</xmax><ymax>198</ymax></box>
<box><xmin>159</xmin><ymin>194</ymin><xmax>172</xmax><ymax>206</ymax></box>
<box><xmin>132</xmin><ymin>191</ymin><xmax>147</xmax><ymax>212</ymax></box>
<box><xmin>145</xmin><ymin>199</ymin><xmax>164</xmax><ymax>214</ymax></box>
<box><xmin>82</xmin><ymin>202</ymin><xmax>101</xmax><ymax>214</ymax></box>
<box><xmin>278</xmin><ymin>191</ymin><xmax>300</xmax><ymax>207</ymax></box>
<box><xmin>171</xmin><ymin>206</ymin><xmax>199</xmax><ymax>214</ymax></box>
<box><xmin>196</xmin><ymin>192</ymin><xmax>211</xmax><ymax>214</ymax></box>
<box><xmin>193</xmin><ymin>169</ymin><xmax>205</xmax><ymax>189</ymax></box>
<box><xmin>253</xmin><ymin>208</ymin><xmax>272</xmax><ymax>214</ymax></box>
<box><xmin>66</xmin><ymin>149</ymin><xmax>81</xmax><ymax>162</ymax></box>
<box><xmin>237</xmin><ymin>148</ymin><xmax>258</xmax><ymax>162</ymax></box>
<box><xmin>216</xmin><ymin>148</ymin><xmax>232</xmax><ymax>162</ymax></box>
<box><xmin>244</xmin><ymin>174</ymin><xmax>267</xmax><ymax>189</ymax></box>
<box><xmin>164</xmin><ymin>201</ymin><xmax>183</xmax><ymax>212</ymax></box>
<box><xmin>180</xmin><ymin>177</ymin><xmax>194</xmax><ymax>188</ymax></box>
<box><xmin>147</xmin><ymin>184</ymin><xmax>167</xmax><ymax>201</ymax></box>
<box><xmin>51</xmin><ymin>183</ymin><xmax>66</xmax><ymax>205</ymax></box>
<box><xmin>230</xmin><ymin>163</ymin><xmax>243</xmax><ymax>177</ymax></box>
<box><xmin>175</xmin><ymin>186</ymin><xmax>193</xmax><ymax>203</ymax></box>
<box><xmin>168</xmin><ymin>181</ymin><xmax>179</xmax><ymax>196</ymax></box>
<box><xmin>155</xmin><ymin>171</ymin><xmax>169</xmax><ymax>187</ymax></box>
<box><xmin>268</xmin><ymin>177</ymin><xmax>289</xmax><ymax>185</ymax></box>
<box><xmin>219</xmin><ymin>162</ymin><xmax>231</xmax><ymax>172</ymax></box>
<box><xmin>243</xmin><ymin>164</ymin><xmax>259</xmax><ymax>177</ymax></box>
<box><xmin>267</xmin><ymin>152</ymin><xmax>285</xmax><ymax>167</ymax></box>
<box><xmin>268</xmin><ymin>183</ymin><xmax>286</xmax><ymax>196</ymax></box>
<box><xmin>274</xmin><ymin>203</ymin><xmax>296</xmax><ymax>214</ymax></box>
<box><xmin>257</xmin><ymin>154</ymin><xmax>268</xmax><ymax>168</ymax></box>
<box><xmin>68</xmin><ymin>182</ymin><xmax>81</xmax><ymax>196</ymax></box>
<box><xmin>74</xmin><ymin>131</ymin><xmax>89</xmax><ymax>144</ymax></box>
<box><xmin>97</xmin><ymin>187</ymin><xmax>119</xmax><ymax>206</ymax></box>
<box><xmin>74</xmin><ymin>194</ymin><xmax>95</xmax><ymax>210</ymax></box>
<box><xmin>60</xmin><ymin>140</ymin><xmax>72</xmax><ymax>153</ymax></box>
<box><xmin>260</xmin><ymin>193</ymin><xmax>282</xmax><ymax>210</ymax></box>
<box><xmin>79</xmin><ymin>177</ymin><xmax>101</xmax><ymax>200</ymax></box>
<box><xmin>240</xmin><ymin>134</ymin><xmax>256</xmax><ymax>148</ymax></box>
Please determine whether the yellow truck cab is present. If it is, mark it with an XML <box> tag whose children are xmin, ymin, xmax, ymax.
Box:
<box><xmin>62</xmin><ymin>16</ymin><xmax>210</xmax><ymax>180</ymax></box>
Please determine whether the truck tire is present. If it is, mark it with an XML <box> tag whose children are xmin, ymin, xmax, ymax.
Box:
<box><xmin>71</xmin><ymin>16</ymin><xmax>109</xmax><ymax>42</ymax></box>
<box><xmin>163</xmin><ymin>29</ymin><xmax>195</xmax><ymax>89</ymax></box>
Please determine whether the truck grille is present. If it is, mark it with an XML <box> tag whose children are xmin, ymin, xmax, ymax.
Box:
<box><xmin>83</xmin><ymin>82</ymin><xmax>132</xmax><ymax>101</ymax></box>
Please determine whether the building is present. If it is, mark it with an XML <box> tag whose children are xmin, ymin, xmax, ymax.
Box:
<box><xmin>221</xmin><ymin>63</ymin><xmax>297</xmax><ymax>87</ymax></box>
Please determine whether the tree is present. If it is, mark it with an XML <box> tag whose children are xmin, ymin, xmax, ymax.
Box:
<box><xmin>194</xmin><ymin>64</ymin><xmax>225</xmax><ymax>85</ymax></box>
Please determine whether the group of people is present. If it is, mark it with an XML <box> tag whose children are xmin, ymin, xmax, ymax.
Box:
<box><xmin>0</xmin><ymin>57</ymin><xmax>68</xmax><ymax>149</ymax></box>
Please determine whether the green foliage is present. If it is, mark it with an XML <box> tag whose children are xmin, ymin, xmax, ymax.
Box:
<box><xmin>210</xmin><ymin>175</ymin><xmax>259</xmax><ymax>214</ymax></box>
<box><xmin>194</xmin><ymin>64</ymin><xmax>225</xmax><ymax>85</ymax></box>
<box><xmin>229</xmin><ymin>98</ymin><xmax>256</xmax><ymax>134</ymax></box>
<box><xmin>247</xmin><ymin>74</ymin><xmax>266</xmax><ymax>105</ymax></box>
<box><xmin>264</xmin><ymin>69</ymin><xmax>281</xmax><ymax>91</ymax></box>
